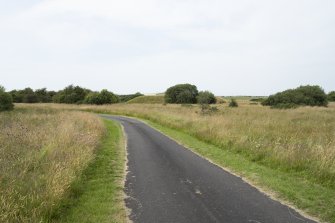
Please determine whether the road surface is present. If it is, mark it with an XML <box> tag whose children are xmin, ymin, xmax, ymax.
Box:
<box><xmin>101</xmin><ymin>115</ymin><xmax>316</xmax><ymax>223</ymax></box>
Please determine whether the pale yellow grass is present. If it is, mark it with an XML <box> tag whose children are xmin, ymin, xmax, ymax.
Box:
<box><xmin>19</xmin><ymin>102</ymin><xmax>335</xmax><ymax>185</ymax></box>
<box><xmin>0</xmin><ymin>108</ymin><xmax>105</xmax><ymax>222</ymax></box>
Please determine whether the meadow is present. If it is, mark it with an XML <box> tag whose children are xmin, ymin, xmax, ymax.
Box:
<box><xmin>10</xmin><ymin>101</ymin><xmax>335</xmax><ymax>222</ymax></box>
<box><xmin>24</xmin><ymin>101</ymin><xmax>335</xmax><ymax>186</ymax></box>
<box><xmin>0</xmin><ymin>108</ymin><xmax>106</xmax><ymax>222</ymax></box>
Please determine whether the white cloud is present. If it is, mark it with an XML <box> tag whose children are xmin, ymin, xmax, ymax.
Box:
<box><xmin>0</xmin><ymin>0</ymin><xmax>335</xmax><ymax>94</ymax></box>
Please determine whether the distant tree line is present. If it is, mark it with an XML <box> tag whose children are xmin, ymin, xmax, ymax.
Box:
<box><xmin>4</xmin><ymin>85</ymin><xmax>143</xmax><ymax>105</ymax></box>
<box><xmin>262</xmin><ymin>85</ymin><xmax>329</xmax><ymax>108</ymax></box>
<box><xmin>1</xmin><ymin>83</ymin><xmax>335</xmax><ymax>112</ymax></box>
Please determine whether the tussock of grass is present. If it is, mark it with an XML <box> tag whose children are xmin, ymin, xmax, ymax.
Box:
<box><xmin>0</xmin><ymin>108</ymin><xmax>105</xmax><ymax>222</ymax></box>
<box><xmin>51</xmin><ymin>119</ymin><xmax>127</xmax><ymax>223</ymax></box>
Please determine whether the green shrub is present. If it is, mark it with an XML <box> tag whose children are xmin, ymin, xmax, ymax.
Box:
<box><xmin>9</xmin><ymin>90</ymin><xmax>23</xmax><ymax>103</ymax></box>
<box><xmin>328</xmin><ymin>91</ymin><xmax>335</xmax><ymax>102</ymax></box>
<box><xmin>200</xmin><ymin>104</ymin><xmax>219</xmax><ymax>115</ymax></box>
<box><xmin>197</xmin><ymin>91</ymin><xmax>216</xmax><ymax>104</ymax></box>
<box><xmin>0</xmin><ymin>86</ymin><xmax>14</xmax><ymax>111</ymax></box>
<box><xmin>84</xmin><ymin>89</ymin><xmax>119</xmax><ymax>105</ymax></box>
<box><xmin>262</xmin><ymin>85</ymin><xmax>328</xmax><ymax>108</ymax></box>
<box><xmin>53</xmin><ymin>85</ymin><xmax>90</xmax><ymax>104</ymax></box>
<box><xmin>165</xmin><ymin>84</ymin><xmax>198</xmax><ymax>104</ymax></box>
<box><xmin>35</xmin><ymin>88</ymin><xmax>56</xmax><ymax>103</ymax></box>
<box><xmin>271</xmin><ymin>103</ymin><xmax>298</xmax><ymax>109</ymax></box>
<box><xmin>229</xmin><ymin>99</ymin><xmax>238</xmax><ymax>107</ymax></box>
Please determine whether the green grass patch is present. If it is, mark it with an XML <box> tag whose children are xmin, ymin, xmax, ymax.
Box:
<box><xmin>51</xmin><ymin>119</ymin><xmax>127</xmax><ymax>223</ymax></box>
<box><xmin>142</xmin><ymin>120</ymin><xmax>333</xmax><ymax>223</ymax></box>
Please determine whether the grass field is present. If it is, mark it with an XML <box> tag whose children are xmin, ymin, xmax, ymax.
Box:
<box><xmin>20</xmin><ymin>102</ymin><xmax>335</xmax><ymax>186</ymax></box>
<box><xmin>0</xmin><ymin>108</ymin><xmax>127</xmax><ymax>222</ymax></box>
<box><xmin>18</xmin><ymin>102</ymin><xmax>335</xmax><ymax>222</ymax></box>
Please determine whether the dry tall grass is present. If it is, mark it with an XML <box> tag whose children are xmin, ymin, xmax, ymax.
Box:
<box><xmin>0</xmin><ymin>108</ymin><xmax>105</xmax><ymax>222</ymax></box>
<box><xmin>20</xmin><ymin>102</ymin><xmax>335</xmax><ymax>186</ymax></box>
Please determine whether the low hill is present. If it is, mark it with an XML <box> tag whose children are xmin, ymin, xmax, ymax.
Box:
<box><xmin>127</xmin><ymin>95</ymin><xmax>165</xmax><ymax>104</ymax></box>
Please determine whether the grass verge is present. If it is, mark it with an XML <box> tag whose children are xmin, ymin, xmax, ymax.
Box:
<box><xmin>51</xmin><ymin>119</ymin><xmax>127</xmax><ymax>223</ymax></box>
<box><xmin>142</xmin><ymin>119</ymin><xmax>333</xmax><ymax>223</ymax></box>
<box><xmin>0</xmin><ymin>108</ymin><xmax>105</xmax><ymax>222</ymax></box>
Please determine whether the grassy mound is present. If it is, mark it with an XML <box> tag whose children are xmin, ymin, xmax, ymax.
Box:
<box><xmin>127</xmin><ymin>95</ymin><xmax>164</xmax><ymax>104</ymax></box>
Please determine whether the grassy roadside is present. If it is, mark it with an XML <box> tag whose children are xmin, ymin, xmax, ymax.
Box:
<box><xmin>51</xmin><ymin>119</ymin><xmax>128</xmax><ymax>223</ymax></box>
<box><xmin>0</xmin><ymin>108</ymin><xmax>105</xmax><ymax>222</ymax></box>
<box><xmin>141</xmin><ymin>119</ymin><xmax>333</xmax><ymax>223</ymax></box>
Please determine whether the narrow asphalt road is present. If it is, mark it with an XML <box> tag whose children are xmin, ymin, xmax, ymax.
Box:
<box><xmin>101</xmin><ymin>115</ymin><xmax>317</xmax><ymax>223</ymax></box>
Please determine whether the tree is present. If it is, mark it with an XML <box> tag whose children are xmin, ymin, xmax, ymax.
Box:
<box><xmin>0</xmin><ymin>86</ymin><xmax>14</xmax><ymax>111</ymax></box>
<box><xmin>328</xmin><ymin>91</ymin><xmax>335</xmax><ymax>102</ymax></box>
<box><xmin>35</xmin><ymin>88</ymin><xmax>55</xmax><ymax>103</ymax></box>
<box><xmin>21</xmin><ymin>88</ymin><xmax>38</xmax><ymax>103</ymax></box>
<box><xmin>165</xmin><ymin>84</ymin><xmax>198</xmax><ymax>104</ymax></box>
<box><xmin>9</xmin><ymin>90</ymin><xmax>23</xmax><ymax>103</ymax></box>
<box><xmin>84</xmin><ymin>89</ymin><xmax>119</xmax><ymax>105</ymax></box>
<box><xmin>53</xmin><ymin>85</ymin><xmax>90</xmax><ymax>104</ymax></box>
<box><xmin>197</xmin><ymin>91</ymin><xmax>216</xmax><ymax>104</ymax></box>
<box><xmin>262</xmin><ymin>85</ymin><xmax>328</xmax><ymax>108</ymax></box>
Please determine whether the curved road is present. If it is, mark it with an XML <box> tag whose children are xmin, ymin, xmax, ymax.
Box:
<box><xmin>101</xmin><ymin>115</ymin><xmax>316</xmax><ymax>223</ymax></box>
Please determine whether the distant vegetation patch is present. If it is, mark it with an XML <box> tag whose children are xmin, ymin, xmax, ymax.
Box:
<box><xmin>118</xmin><ymin>92</ymin><xmax>143</xmax><ymax>102</ymax></box>
<box><xmin>328</xmin><ymin>91</ymin><xmax>335</xmax><ymax>102</ymax></box>
<box><xmin>84</xmin><ymin>89</ymin><xmax>119</xmax><ymax>105</ymax></box>
<box><xmin>229</xmin><ymin>99</ymin><xmax>238</xmax><ymax>107</ymax></box>
<box><xmin>165</xmin><ymin>84</ymin><xmax>199</xmax><ymax>104</ymax></box>
<box><xmin>127</xmin><ymin>95</ymin><xmax>165</xmax><ymax>104</ymax></box>
<box><xmin>0</xmin><ymin>85</ymin><xmax>14</xmax><ymax>111</ymax></box>
<box><xmin>197</xmin><ymin>91</ymin><xmax>217</xmax><ymax>105</ymax></box>
<box><xmin>262</xmin><ymin>85</ymin><xmax>328</xmax><ymax>108</ymax></box>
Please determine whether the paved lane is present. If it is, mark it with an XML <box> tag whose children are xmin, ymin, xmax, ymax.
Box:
<box><xmin>102</xmin><ymin>115</ymin><xmax>316</xmax><ymax>223</ymax></box>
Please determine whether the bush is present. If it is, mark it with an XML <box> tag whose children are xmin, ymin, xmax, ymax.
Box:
<box><xmin>53</xmin><ymin>85</ymin><xmax>90</xmax><ymax>104</ymax></box>
<box><xmin>20</xmin><ymin>88</ymin><xmax>38</xmax><ymax>103</ymax></box>
<box><xmin>0</xmin><ymin>86</ymin><xmax>14</xmax><ymax>111</ymax></box>
<box><xmin>328</xmin><ymin>91</ymin><xmax>335</xmax><ymax>102</ymax></box>
<box><xmin>84</xmin><ymin>89</ymin><xmax>119</xmax><ymax>105</ymax></box>
<box><xmin>229</xmin><ymin>99</ymin><xmax>238</xmax><ymax>107</ymax></box>
<box><xmin>35</xmin><ymin>88</ymin><xmax>56</xmax><ymax>103</ymax></box>
<box><xmin>262</xmin><ymin>85</ymin><xmax>328</xmax><ymax>108</ymax></box>
<box><xmin>165</xmin><ymin>84</ymin><xmax>198</xmax><ymax>104</ymax></box>
<box><xmin>200</xmin><ymin>104</ymin><xmax>219</xmax><ymax>115</ymax></box>
<box><xmin>197</xmin><ymin>91</ymin><xmax>217</xmax><ymax>104</ymax></box>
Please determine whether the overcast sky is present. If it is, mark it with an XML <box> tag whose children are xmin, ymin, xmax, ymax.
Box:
<box><xmin>0</xmin><ymin>0</ymin><xmax>334</xmax><ymax>95</ymax></box>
